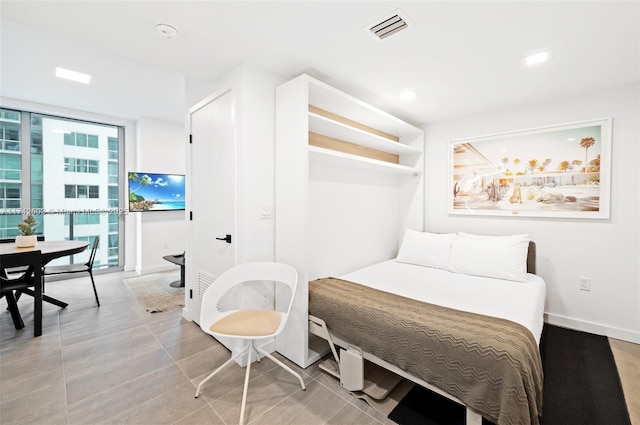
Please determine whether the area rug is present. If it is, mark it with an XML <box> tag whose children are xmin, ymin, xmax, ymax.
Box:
<box><xmin>388</xmin><ymin>324</ymin><xmax>632</xmax><ymax>425</ymax></box>
<box><xmin>123</xmin><ymin>271</ymin><xmax>184</xmax><ymax>313</ymax></box>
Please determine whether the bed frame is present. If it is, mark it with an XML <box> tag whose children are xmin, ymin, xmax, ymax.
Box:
<box><xmin>309</xmin><ymin>241</ymin><xmax>537</xmax><ymax>425</ymax></box>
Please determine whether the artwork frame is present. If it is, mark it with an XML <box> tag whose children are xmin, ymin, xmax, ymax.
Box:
<box><xmin>448</xmin><ymin>118</ymin><xmax>612</xmax><ymax>219</ymax></box>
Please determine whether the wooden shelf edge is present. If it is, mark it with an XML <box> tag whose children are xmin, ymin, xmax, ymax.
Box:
<box><xmin>308</xmin><ymin>146</ymin><xmax>422</xmax><ymax>176</ymax></box>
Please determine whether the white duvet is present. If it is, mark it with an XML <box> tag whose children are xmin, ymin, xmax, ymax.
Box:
<box><xmin>340</xmin><ymin>260</ymin><xmax>546</xmax><ymax>344</ymax></box>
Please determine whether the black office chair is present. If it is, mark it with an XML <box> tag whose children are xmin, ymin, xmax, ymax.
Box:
<box><xmin>1</xmin><ymin>250</ymin><xmax>43</xmax><ymax>337</ymax></box>
<box><xmin>43</xmin><ymin>236</ymin><xmax>100</xmax><ymax>306</ymax></box>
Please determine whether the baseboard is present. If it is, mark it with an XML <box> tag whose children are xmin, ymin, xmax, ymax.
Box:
<box><xmin>545</xmin><ymin>313</ymin><xmax>640</xmax><ymax>343</ymax></box>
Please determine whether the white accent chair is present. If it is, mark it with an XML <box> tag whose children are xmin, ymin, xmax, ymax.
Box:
<box><xmin>194</xmin><ymin>262</ymin><xmax>306</xmax><ymax>424</ymax></box>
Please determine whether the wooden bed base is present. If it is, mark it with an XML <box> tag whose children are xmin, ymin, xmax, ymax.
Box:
<box><xmin>309</xmin><ymin>314</ymin><xmax>483</xmax><ymax>425</ymax></box>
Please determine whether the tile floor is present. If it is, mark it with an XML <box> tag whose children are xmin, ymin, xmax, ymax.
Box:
<box><xmin>1</xmin><ymin>270</ymin><xmax>638</xmax><ymax>425</ymax></box>
<box><xmin>0</xmin><ymin>271</ymin><xmax>392</xmax><ymax>425</ymax></box>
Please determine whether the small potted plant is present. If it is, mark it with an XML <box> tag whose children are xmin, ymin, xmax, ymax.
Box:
<box><xmin>15</xmin><ymin>215</ymin><xmax>38</xmax><ymax>247</ymax></box>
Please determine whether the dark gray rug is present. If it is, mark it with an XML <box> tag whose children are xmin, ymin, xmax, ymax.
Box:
<box><xmin>388</xmin><ymin>324</ymin><xmax>631</xmax><ymax>425</ymax></box>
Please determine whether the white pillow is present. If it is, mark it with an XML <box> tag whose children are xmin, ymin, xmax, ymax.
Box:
<box><xmin>396</xmin><ymin>229</ymin><xmax>457</xmax><ymax>270</ymax></box>
<box><xmin>450</xmin><ymin>232</ymin><xmax>530</xmax><ymax>282</ymax></box>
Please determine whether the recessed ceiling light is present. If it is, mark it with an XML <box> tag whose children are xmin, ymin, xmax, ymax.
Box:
<box><xmin>156</xmin><ymin>23</ymin><xmax>178</xmax><ymax>39</ymax></box>
<box><xmin>398</xmin><ymin>89</ymin><xmax>419</xmax><ymax>101</ymax></box>
<box><xmin>55</xmin><ymin>67</ymin><xmax>91</xmax><ymax>84</ymax></box>
<box><xmin>523</xmin><ymin>50</ymin><xmax>552</xmax><ymax>66</ymax></box>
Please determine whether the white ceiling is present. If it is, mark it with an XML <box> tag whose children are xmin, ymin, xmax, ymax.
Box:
<box><xmin>1</xmin><ymin>1</ymin><xmax>639</xmax><ymax>126</ymax></box>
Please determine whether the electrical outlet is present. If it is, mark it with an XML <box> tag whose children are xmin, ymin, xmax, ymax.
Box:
<box><xmin>579</xmin><ymin>277</ymin><xmax>591</xmax><ymax>291</ymax></box>
<box><xmin>163</xmin><ymin>241</ymin><xmax>168</xmax><ymax>249</ymax></box>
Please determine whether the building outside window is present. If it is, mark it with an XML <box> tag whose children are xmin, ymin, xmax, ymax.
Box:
<box><xmin>0</xmin><ymin>107</ymin><xmax>123</xmax><ymax>269</ymax></box>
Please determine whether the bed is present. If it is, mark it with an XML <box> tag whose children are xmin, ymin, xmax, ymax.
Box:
<box><xmin>308</xmin><ymin>231</ymin><xmax>545</xmax><ymax>425</ymax></box>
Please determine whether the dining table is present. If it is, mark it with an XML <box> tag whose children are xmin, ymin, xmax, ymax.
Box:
<box><xmin>1</xmin><ymin>240</ymin><xmax>89</xmax><ymax>334</ymax></box>
<box><xmin>1</xmin><ymin>240</ymin><xmax>89</xmax><ymax>264</ymax></box>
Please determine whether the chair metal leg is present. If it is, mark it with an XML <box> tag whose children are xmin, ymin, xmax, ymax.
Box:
<box><xmin>256</xmin><ymin>345</ymin><xmax>306</xmax><ymax>390</ymax></box>
<box><xmin>195</xmin><ymin>344</ymin><xmax>249</xmax><ymax>398</ymax></box>
<box><xmin>239</xmin><ymin>341</ymin><xmax>253</xmax><ymax>425</ymax></box>
<box><xmin>89</xmin><ymin>270</ymin><xmax>100</xmax><ymax>306</ymax></box>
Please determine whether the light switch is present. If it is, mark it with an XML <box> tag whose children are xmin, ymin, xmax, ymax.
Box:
<box><xmin>260</xmin><ymin>204</ymin><xmax>273</xmax><ymax>219</ymax></box>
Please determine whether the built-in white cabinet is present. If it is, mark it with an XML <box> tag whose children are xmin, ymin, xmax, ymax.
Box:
<box><xmin>275</xmin><ymin>74</ymin><xmax>424</xmax><ymax>368</ymax></box>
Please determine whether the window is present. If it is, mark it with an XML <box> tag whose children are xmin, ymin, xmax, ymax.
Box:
<box><xmin>108</xmin><ymin>137</ymin><xmax>118</xmax><ymax>160</ymax></box>
<box><xmin>0</xmin><ymin>107</ymin><xmax>123</xmax><ymax>270</ymax></box>
<box><xmin>64</xmin><ymin>213</ymin><xmax>100</xmax><ymax>225</ymax></box>
<box><xmin>0</xmin><ymin>111</ymin><xmax>20</xmax><ymax>152</ymax></box>
<box><xmin>63</xmin><ymin>132</ymin><xmax>100</xmax><ymax>148</ymax></box>
<box><xmin>64</xmin><ymin>157</ymin><xmax>99</xmax><ymax>174</ymax></box>
<box><xmin>0</xmin><ymin>153</ymin><xmax>21</xmax><ymax>180</ymax></box>
<box><xmin>0</xmin><ymin>183</ymin><xmax>21</xmax><ymax>208</ymax></box>
<box><xmin>64</xmin><ymin>184</ymin><xmax>99</xmax><ymax>199</ymax></box>
<box><xmin>0</xmin><ymin>214</ymin><xmax>22</xmax><ymax>238</ymax></box>
<box><xmin>108</xmin><ymin>186</ymin><xmax>118</xmax><ymax>208</ymax></box>
<box><xmin>30</xmin><ymin>115</ymin><xmax>42</xmax><ymax>154</ymax></box>
<box><xmin>108</xmin><ymin>233</ymin><xmax>118</xmax><ymax>257</ymax></box>
<box><xmin>108</xmin><ymin>214</ymin><xmax>118</xmax><ymax>232</ymax></box>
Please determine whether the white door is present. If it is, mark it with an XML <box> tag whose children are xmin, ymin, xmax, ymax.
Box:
<box><xmin>188</xmin><ymin>89</ymin><xmax>236</xmax><ymax>323</ymax></box>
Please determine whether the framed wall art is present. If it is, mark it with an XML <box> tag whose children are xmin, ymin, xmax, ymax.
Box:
<box><xmin>449</xmin><ymin>118</ymin><xmax>611</xmax><ymax>219</ymax></box>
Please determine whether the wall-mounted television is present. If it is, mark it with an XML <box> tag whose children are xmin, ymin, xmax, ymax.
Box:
<box><xmin>128</xmin><ymin>172</ymin><xmax>185</xmax><ymax>212</ymax></box>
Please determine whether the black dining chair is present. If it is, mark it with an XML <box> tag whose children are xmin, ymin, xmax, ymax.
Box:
<box><xmin>43</xmin><ymin>236</ymin><xmax>101</xmax><ymax>306</ymax></box>
<box><xmin>0</xmin><ymin>236</ymin><xmax>45</xmax><ymax>277</ymax></box>
<box><xmin>0</xmin><ymin>250</ymin><xmax>43</xmax><ymax>337</ymax></box>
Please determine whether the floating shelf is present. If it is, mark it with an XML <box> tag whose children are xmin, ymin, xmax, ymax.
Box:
<box><xmin>309</xmin><ymin>112</ymin><xmax>422</xmax><ymax>156</ymax></box>
<box><xmin>308</xmin><ymin>145</ymin><xmax>421</xmax><ymax>176</ymax></box>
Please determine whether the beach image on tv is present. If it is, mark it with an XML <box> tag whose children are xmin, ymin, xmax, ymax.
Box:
<box><xmin>128</xmin><ymin>172</ymin><xmax>185</xmax><ymax>211</ymax></box>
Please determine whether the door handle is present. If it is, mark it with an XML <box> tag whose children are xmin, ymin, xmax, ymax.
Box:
<box><xmin>215</xmin><ymin>234</ymin><xmax>232</xmax><ymax>244</ymax></box>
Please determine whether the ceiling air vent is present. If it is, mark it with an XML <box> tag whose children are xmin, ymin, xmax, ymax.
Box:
<box><xmin>366</xmin><ymin>9</ymin><xmax>412</xmax><ymax>41</ymax></box>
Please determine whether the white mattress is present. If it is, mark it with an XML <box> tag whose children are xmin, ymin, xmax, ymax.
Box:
<box><xmin>340</xmin><ymin>260</ymin><xmax>546</xmax><ymax>344</ymax></box>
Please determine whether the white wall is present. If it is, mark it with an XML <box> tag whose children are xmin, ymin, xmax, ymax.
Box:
<box><xmin>423</xmin><ymin>83</ymin><xmax>640</xmax><ymax>343</ymax></box>
<box><xmin>133</xmin><ymin>117</ymin><xmax>187</xmax><ymax>274</ymax></box>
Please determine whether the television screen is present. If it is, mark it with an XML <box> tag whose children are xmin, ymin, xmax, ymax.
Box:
<box><xmin>128</xmin><ymin>172</ymin><xmax>186</xmax><ymax>212</ymax></box>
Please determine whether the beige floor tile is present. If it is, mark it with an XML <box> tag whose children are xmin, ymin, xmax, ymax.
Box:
<box><xmin>64</xmin><ymin>335</ymin><xmax>174</xmax><ymax>404</ymax></box>
<box><xmin>68</xmin><ymin>363</ymin><xmax>189</xmax><ymax>424</ymax></box>
<box><xmin>97</xmin><ymin>381</ymin><xmax>207</xmax><ymax>425</ymax></box>
<box><xmin>251</xmin><ymin>380</ymin><xmax>349</xmax><ymax>425</ymax></box>
<box><xmin>162</xmin><ymin>329</ymin><xmax>220</xmax><ymax>362</ymax></box>
<box><xmin>190</xmin><ymin>353</ymin><xmax>282</xmax><ymax>402</ymax></box>
<box><xmin>0</xmin><ymin>330</ymin><xmax>62</xmax><ymax>365</ymax></box>
<box><xmin>0</xmin><ymin>347</ymin><xmax>63</xmax><ymax>380</ymax></box>
<box><xmin>153</xmin><ymin>317</ymin><xmax>204</xmax><ymax>346</ymax></box>
<box><xmin>325</xmin><ymin>401</ymin><xmax>385</xmax><ymax>425</ymax></box>
<box><xmin>348</xmin><ymin>397</ymin><xmax>399</xmax><ymax>425</ymax></box>
<box><xmin>178</xmin><ymin>345</ymin><xmax>236</xmax><ymax>381</ymax></box>
<box><xmin>610</xmin><ymin>338</ymin><xmax>640</xmax><ymax>425</ymax></box>
<box><xmin>210</xmin><ymin>362</ymin><xmax>309</xmax><ymax>425</ymax></box>
<box><xmin>0</xmin><ymin>362</ymin><xmax>65</xmax><ymax>404</ymax></box>
<box><xmin>0</xmin><ymin>381</ymin><xmax>68</xmax><ymax>425</ymax></box>
<box><xmin>314</xmin><ymin>372</ymin><xmax>355</xmax><ymax>402</ymax></box>
<box><xmin>172</xmin><ymin>405</ymin><xmax>226</xmax><ymax>425</ymax></box>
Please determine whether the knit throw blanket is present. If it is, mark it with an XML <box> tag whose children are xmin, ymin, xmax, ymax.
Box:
<box><xmin>309</xmin><ymin>277</ymin><xmax>543</xmax><ymax>425</ymax></box>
